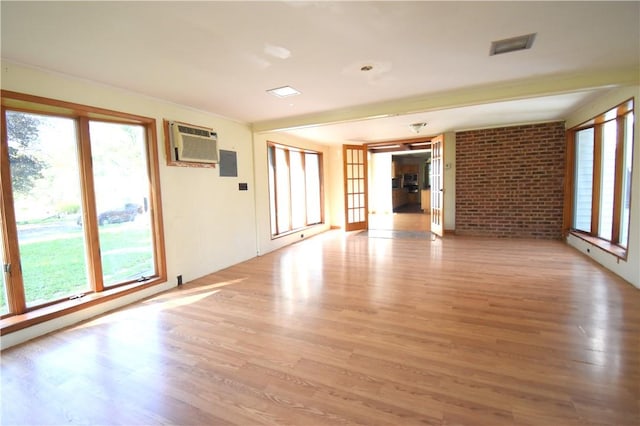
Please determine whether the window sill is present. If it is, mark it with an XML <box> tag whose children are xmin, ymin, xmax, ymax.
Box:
<box><xmin>569</xmin><ymin>231</ymin><xmax>627</xmax><ymax>260</ymax></box>
<box><xmin>0</xmin><ymin>278</ymin><xmax>165</xmax><ymax>336</ymax></box>
<box><xmin>270</xmin><ymin>223</ymin><xmax>324</xmax><ymax>240</ymax></box>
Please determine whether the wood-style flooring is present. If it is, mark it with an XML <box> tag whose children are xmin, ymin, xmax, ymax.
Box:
<box><xmin>1</xmin><ymin>219</ymin><xmax>639</xmax><ymax>425</ymax></box>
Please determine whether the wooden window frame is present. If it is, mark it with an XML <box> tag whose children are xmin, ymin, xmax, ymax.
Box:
<box><xmin>564</xmin><ymin>98</ymin><xmax>634</xmax><ymax>259</ymax></box>
<box><xmin>0</xmin><ymin>91</ymin><xmax>167</xmax><ymax>335</ymax></box>
<box><xmin>267</xmin><ymin>142</ymin><xmax>324</xmax><ymax>238</ymax></box>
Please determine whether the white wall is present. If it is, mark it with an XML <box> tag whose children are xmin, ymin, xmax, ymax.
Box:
<box><xmin>1</xmin><ymin>62</ymin><xmax>260</xmax><ymax>347</ymax></box>
<box><xmin>252</xmin><ymin>132</ymin><xmax>332</xmax><ymax>255</ymax></box>
<box><xmin>565</xmin><ymin>85</ymin><xmax>640</xmax><ymax>289</ymax></box>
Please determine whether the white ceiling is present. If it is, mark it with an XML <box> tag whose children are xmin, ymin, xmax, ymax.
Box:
<box><xmin>2</xmin><ymin>1</ymin><xmax>638</xmax><ymax>144</ymax></box>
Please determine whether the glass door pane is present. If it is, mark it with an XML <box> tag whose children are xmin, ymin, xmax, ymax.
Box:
<box><xmin>343</xmin><ymin>145</ymin><xmax>368</xmax><ymax>231</ymax></box>
<box><xmin>89</xmin><ymin>121</ymin><xmax>154</xmax><ymax>286</ymax></box>
<box><xmin>7</xmin><ymin>111</ymin><xmax>89</xmax><ymax>306</ymax></box>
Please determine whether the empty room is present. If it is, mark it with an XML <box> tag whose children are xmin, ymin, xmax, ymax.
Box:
<box><xmin>1</xmin><ymin>2</ymin><xmax>638</xmax><ymax>425</ymax></box>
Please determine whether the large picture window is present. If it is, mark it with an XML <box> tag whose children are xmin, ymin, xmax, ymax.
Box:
<box><xmin>1</xmin><ymin>91</ymin><xmax>166</xmax><ymax>329</ymax></box>
<box><xmin>267</xmin><ymin>142</ymin><xmax>323</xmax><ymax>237</ymax></box>
<box><xmin>567</xmin><ymin>99</ymin><xmax>634</xmax><ymax>257</ymax></box>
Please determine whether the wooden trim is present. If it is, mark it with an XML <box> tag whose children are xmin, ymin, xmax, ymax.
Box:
<box><xmin>0</xmin><ymin>91</ymin><xmax>167</xmax><ymax>328</ymax></box>
<box><xmin>318</xmin><ymin>152</ymin><xmax>326</xmax><ymax>227</ymax></box>
<box><xmin>0</xmin><ymin>277</ymin><xmax>165</xmax><ymax>335</ymax></box>
<box><xmin>267</xmin><ymin>142</ymin><xmax>325</xmax><ymax>238</ymax></box>
<box><xmin>162</xmin><ymin>119</ymin><xmax>217</xmax><ymax>168</ymax></box>
<box><xmin>562</xmin><ymin>130</ymin><xmax>575</xmax><ymax>237</ymax></box>
<box><xmin>0</xmin><ymin>107</ymin><xmax>27</xmax><ymax>314</ymax></box>
<box><xmin>162</xmin><ymin>119</ymin><xmax>172</xmax><ymax>166</ymax></box>
<box><xmin>591</xmin><ymin>124</ymin><xmax>602</xmax><ymax>236</ymax></box>
<box><xmin>78</xmin><ymin>117</ymin><xmax>104</xmax><ymax>292</ymax></box>
<box><xmin>569</xmin><ymin>230</ymin><xmax>627</xmax><ymax>260</ymax></box>
<box><xmin>343</xmin><ymin>146</ymin><xmax>349</xmax><ymax>229</ymax></box>
<box><xmin>566</xmin><ymin>98</ymin><xmax>634</xmax><ymax>248</ymax></box>
<box><xmin>568</xmin><ymin>97</ymin><xmax>635</xmax><ymax>131</ymax></box>
<box><xmin>1</xmin><ymin>90</ymin><xmax>154</xmax><ymax>124</ymax></box>
<box><xmin>366</xmin><ymin>136</ymin><xmax>432</xmax><ymax>153</ymax></box>
<box><xmin>343</xmin><ymin>145</ymin><xmax>369</xmax><ymax>232</ymax></box>
<box><xmin>611</xmin><ymin>115</ymin><xmax>626</xmax><ymax>243</ymax></box>
<box><xmin>146</xmin><ymin>121</ymin><xmax>168</xmax><ymax>284</ymax></box>
<box><xmin>430</xmin><ymin>134</ymin><xmax>444</xmax><ymax>237</ymax></box>
<box><xmin>621</xmin><ymin>111</ymin><xmax>635</xmax><ymax>249</ymax></box>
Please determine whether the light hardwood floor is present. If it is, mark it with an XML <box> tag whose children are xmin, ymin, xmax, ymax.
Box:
<box><xmin>1</xmin><ymin>229</ymin><xmax>639</xmax><ymax>425</ymax></box>
<box><xmin>369</xmin><ymin>210</ymin><xmax>431</xmax><ymax>232</ymax></box>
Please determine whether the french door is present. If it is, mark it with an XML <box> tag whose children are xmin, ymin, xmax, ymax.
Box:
<box><xmin>430</xmin><ymin>134</ymin><xmax>444</xmax><ymax>237</ymax></box>
<box><xmin>343</xmin><ymin>145</ymin><xmax>368</xmax><ymax>231</ymax></box>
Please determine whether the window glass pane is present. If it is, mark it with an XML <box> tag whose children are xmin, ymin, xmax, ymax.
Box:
<box><xmin>305</xmin><ymin>153</ymin><xmax>321</xmax><ymax>224</ymax></box>
<box><xmin>267</xmin><ymin>145</ymin><xmax>323</xmax><ymax>236</ymax></box>
<box><xmin>89</xmin><ymin>121</ymin><xmax>154</xmax><ymax>286</ymax></box>
<box><xmin>275</xmin><ymin>148</ymin><xmax>291</xmax><ymax>233</ymax></box>
<box><xmin>7</xmin><ymin>111</ymin><xmax>89</xmax><ymax>306</ymax></box>
<box><xmin>573</xmin><ymin>128</ymin><xmax>594</xmax><ymax>232</ymax></box>
<box><xmin>290</xmin><ymin>151</ymin><xmax>306</xmax><ymax>229</ymax></box>
<box><xmin>268</xmin><ymin>147</ymin><xmax>277</xmax><ymax>235</ymax></box>
<box><xmin>620</xmin><ymin>112</ymin><xmax>634</xmax><ymax>247</ymax></box>
<box><xmin>599</xmin><ymin>120</ymin><xmax>617</xmax><ymax>240</ymax></box>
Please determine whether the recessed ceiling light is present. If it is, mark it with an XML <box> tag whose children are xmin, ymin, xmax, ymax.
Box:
<box><xmin>490</xmin><ymin>33</ymin><xmax>536</xmax><ymax>56</ymax></box>
<box><xmin>267</xmin><ymin>86</ymin><xmax>301</xmax><ymax>98</ymax></box>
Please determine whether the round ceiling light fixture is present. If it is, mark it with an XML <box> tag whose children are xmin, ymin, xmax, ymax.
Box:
<box><xmin>409</xmin><ymin>122</ymin><xmax>427</xmax><ymax>134</ymax></box>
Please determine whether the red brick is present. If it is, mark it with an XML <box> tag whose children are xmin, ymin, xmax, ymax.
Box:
<box><xmin>455</xmin><ymin>122</ymin><xmax>565</xmax><ymax>239</ymax></box>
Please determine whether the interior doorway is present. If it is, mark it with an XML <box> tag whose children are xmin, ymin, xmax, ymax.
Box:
<box><xmin>392</xmin><ymin>151</ymin><xmax>431</xmax><ymax>213</ymax></box>
<box><xmin>368</xmin><ymin>150</ymin><xmax>431</xmax><ymax>233</ymax></box>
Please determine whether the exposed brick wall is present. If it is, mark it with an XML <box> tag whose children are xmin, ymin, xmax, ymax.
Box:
<box><xmin>455</xmin><ymin>122</ymin><xmax>565</xmax><ymax>239</ymax></box>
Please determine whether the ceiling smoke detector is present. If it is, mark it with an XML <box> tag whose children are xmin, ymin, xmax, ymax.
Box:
<box><xmin>409</xmin><ymin>122</ymin><xmax>427</xmax><ymax>134</ymax></box>
<box><xmin>490</xmin><ymin>33</ymin><xmax>536</xmax><ymax>56</ymax></box>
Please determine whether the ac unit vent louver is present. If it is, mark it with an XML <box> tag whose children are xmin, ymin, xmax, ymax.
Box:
<box><xmin>177</xmin><ymin>125</ymin><xmax>211</xmax><ymax>138</ymax></box>
<box><xmin>170</xmin><ymin>122</ymin><xmax>219</xmax><ymax>164</ymax></box>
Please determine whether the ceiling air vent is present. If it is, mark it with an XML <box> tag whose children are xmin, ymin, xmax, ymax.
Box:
<box><xmin>490</xmin><ymin>33</ymin><xmax>536</xmax><ymax>56</ymax></box>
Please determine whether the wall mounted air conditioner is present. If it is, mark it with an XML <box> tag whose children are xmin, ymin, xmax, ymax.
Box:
<box><xmin>170</xmin><ymin>121</ymin><xmax>219</xmax><ymax>164</ymax></box>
